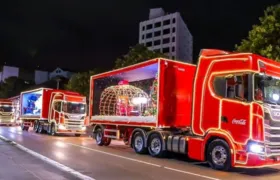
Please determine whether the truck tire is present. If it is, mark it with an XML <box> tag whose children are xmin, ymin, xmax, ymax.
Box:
<box><xmin>34</xmin><ymin>121</ymin><xmax>39</xmax><ymax>133</ymax></box>
<box><xmin>49</xmin><ymin>123</ymin><xmax>56</xmax><ymax>136</ymax></box>
<box><xmin>148</xmin><ymin>133</ymin><xmax>166</xmax><ymax>158</ymax></box>
<box><xmin>21</xmin><ymin>123</ymin><xmax>29</xmax><ymax>131</ymax></box>
<box><xmin>94</xmin><ymin>128</ymin><xmax>111</xmax><ymax>146</ymax></box>
<box><xmin>95</xmin><ymin>128</ymin><xmax>104</xmax><ymax>146</ymax></box>
<box><xmin>206</xmin><ymin>139</ymin><xmax>231</xmax><ymax>171</ymax></box>
<box><xmin>74</xmin><ymin>134</ymin><xmax>81</xmax><ymax>137</ymax></box>
<box><xmin>103</xmin><ymin>138</ymin><xmax>111</xmax><ymax>146</ymax></box>
<box><xmin>38</xmin><ymin>122</ymin><xmax>44</xmax><ymax>133</ymax></box>
<box><xmin>132</xmin><ymin>132</ymin><xmax>147</xmax><ymax>154</ymax></box>
<box><xmin>21</xmin><ymin>123</ymin><xmax>25</xmax><ymax>131</ymax></box>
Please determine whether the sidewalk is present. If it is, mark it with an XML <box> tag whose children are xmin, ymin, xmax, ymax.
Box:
<box><xmin>0</xmin><ymin>139</ymin><xmax>79</xmax><ymax>180</ymax></box>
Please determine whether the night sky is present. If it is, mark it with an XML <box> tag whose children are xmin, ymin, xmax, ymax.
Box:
<box><xmin>1</xmin><ymin>0</ymin><xmax>279</xmax><ymax>72</ymax></box>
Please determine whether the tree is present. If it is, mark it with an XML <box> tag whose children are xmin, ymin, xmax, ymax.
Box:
<box><xmin>114</xmin><ymin>44</ymin><xmax>168</xmax><ymax>69</ymax></box>
<box><xmin>65</xmin><ymin>70</ymin><xmax>97</xmax><ymax>100</ymax></box>
<box><xmin>0</xmin><ymin>76</ymin><xmax>34</xmax><ymax>98</ymax></box>
<box><xmin>235</xmin><ymin>4</ymin><xmax>280</xmax><ymax>61</ymax></box>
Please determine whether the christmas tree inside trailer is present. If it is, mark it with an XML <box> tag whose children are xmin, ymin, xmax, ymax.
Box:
<box><xmin>91</xmin><ymin>62</ymin><xmax>159</xmax><ymax>124</ymax></box>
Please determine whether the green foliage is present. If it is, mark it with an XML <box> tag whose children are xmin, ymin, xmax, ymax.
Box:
<box><xmin>235</xmin><ymin>4</ymin><xmax>280</xmax><ymax>61</ymax></box>
<box><xmin>0</xmin><ymin>76</ymin><xmax>34</xmax><ymax>98</ymax></box>
<box><xmin>114</xmin><ymin>44</ymin><xmax>168</xmax><ymax>69</ymax></box>
<box><xmin>65</xmin><ymin>70</ymin><xmax>97</xmax><ymax>100</ymax></box>
<box><xmin>144</xmin><ymin>73</ymin><xmax>158</xmax><ymax>116</ymax></box>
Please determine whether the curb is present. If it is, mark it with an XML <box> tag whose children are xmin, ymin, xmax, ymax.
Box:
<box><xmin>0</xmin><ymin>135</ymin><xmax>95</xmax><ymax>180</ymax></box>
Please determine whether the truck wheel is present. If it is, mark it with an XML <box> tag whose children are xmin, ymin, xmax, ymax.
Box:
<box><xmin>148</xmin><ymin>133</ymin><xmax>165</xmax><ymax>157</ymax></box>
<box><xmin>49</xmin><ymin>123</ymin><xmax>56</xmax><ymax>136</ymax></box>
<box><xmin>38</xmin><ymin>123</ymin><xmax>43</xmax><ymax>133</ymax></box>
<box><xmin>74</xmin><ymin>134</ymin><xmax>81</xmax><ymax>137</ymax></box>
<box><xmin>34</xmin><ymin>121</ymin><xmax>39</xmax><ymax>133</ymax></box>
<box><xmin>103</xmin><ymin>138</ymin><xmax>111</xmax><ymax>146</ymax></box>
<box><xmin>95</xmin><ymin>128</ymin><xmax>104</xmax><ymax>146</ymax></box>
<box><xmin>132</xmin><ymin>132</ymin><xmax>147</xmax><ymax>154</ymax></box>
<box><xmin>94</xmin><ymin>128</ymin><xmax>111</xmax><ymax>146</ymax></box>
<box><xmin>21</xmin><ymin>124</ymin><xmax>25</xmax><ymax>131</ymax></box>
<box><xmin>21</xmin><ymin>124</ymin><xmax>28</xmax><ymax>131</ymax></box>
<box><xmin>207</xmin><ymin>139</ymin><xmax>231</xmax><ymax>171</ymax></box>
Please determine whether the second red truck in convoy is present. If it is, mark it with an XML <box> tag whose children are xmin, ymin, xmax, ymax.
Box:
<box><xmin>20</xmin><ymin>88</ymin><xmax>88</xmax><ymax>136</ymax></box>
<box><xmin>0</xmin><ymin>99</ymin><xmax>17</xmax><ymax>126</ymax></box>
<box><xmin>88</xmin><ymin>49</ymin><xmax>280</xmax><ymax>170</ymax></box>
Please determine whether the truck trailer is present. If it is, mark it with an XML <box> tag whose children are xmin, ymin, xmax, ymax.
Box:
<box><xmin>0</xmin><ymin>99</ymin><xmax>17</xmax><ymax>126</ymax></box>
<box><xmin>88</xmin><ymin>49</ymin><xmax>280</xmax><ymax>170</ymax></box>
<box><xmin>20</xmin><ymin>88</ymin><xmax>87</xmax><ymax>136</ymax></box>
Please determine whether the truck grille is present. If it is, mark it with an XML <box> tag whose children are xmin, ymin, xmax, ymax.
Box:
<box><xmin>64</xmin><ymin>115</ymin><xmax>84</xmax><ymax>130</ymax></box>
<box><xmin>264</xmin><ymin>104</ymin><xmax>280</xmax><ymax>155</ymax></box>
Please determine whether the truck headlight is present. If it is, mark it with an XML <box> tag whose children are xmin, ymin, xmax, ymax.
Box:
<box><xmin>58</xmin><ymin>124</ymin><xmax>66</xmax><ymax>130</ymax></box>
<box><xmin>81</xmin><ymin>126</ymin><xmax>86</xmax><ymax>131</ymax></box>
<box><xmin>247</xmin><ymin>141</ymin><xmax>265</xmax><ymax>154</ymax></box>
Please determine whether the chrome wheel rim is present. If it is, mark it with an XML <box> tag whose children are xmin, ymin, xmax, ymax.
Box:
<box><xmin>134</xmin><ymin>136</ymin><xmax>143</xmax><ymax>151</ymax></box>
<box><xmin>96</xmin><ymin>132</ymin><xmax>102</xmax><ymax>143</ymax></box>
<box><xmin>212</xmin><ymin>145</ymin><xmax>227</xmax><ymax>166</ymax></box>
<box><xmin>150</xmin><ymin>138</ymin><xmax>161</xmax><ymax>154</ymax></box>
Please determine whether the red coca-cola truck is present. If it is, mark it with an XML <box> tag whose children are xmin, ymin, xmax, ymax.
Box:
<box><xmin>0</xmin><ymin>99</ymin><xmax>17</xmax><ymax>126</ymax></box>
<box><xmin>20</xmin><ymin>88</ymin><xmax>87</xmax><ymax>136</ymax></box>
<box><xmin>88</xmin><ymin>49</ymin><xmax>280</xmax><ymax>170</ymax></box>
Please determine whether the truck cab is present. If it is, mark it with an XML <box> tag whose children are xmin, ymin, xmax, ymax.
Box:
<box><xmin>191</xmin><ymin>49</ymin><xmax>280</xmax><ymax>169</ymax></box>
<box><xmin>48</xmin><ymin>93</ymin><xmax>87</xmax><ymax>136</ymax></box>
<box><xmin>0</xmin><ymin>99</ymin><xmax>16</xmax><ymax>125</ymax></box>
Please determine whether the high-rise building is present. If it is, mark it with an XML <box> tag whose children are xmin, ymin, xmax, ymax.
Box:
<box><xmin>139</xmin><ymin>8</ymin><xmax>193</xmax><ymax>63</ymax></box>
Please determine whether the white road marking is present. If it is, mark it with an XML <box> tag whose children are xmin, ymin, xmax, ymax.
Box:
<box><xmin>0</xmin><ymin>135</ymin><xmax>95</xmax><ymax>180</ymax></box>
<box><xmin>67</xmin><ymin>142</ymin><xmax>162</xmax><ymax>167</ymax></box>
<box><xmin>67</xmin><ymin>143</ymin><xmax>222</xmax><ymax>180</ymax></box>
<box><xmin>164</xmin><ymin>167</ymin><xmax>221</xmax><ymax>180</ymax></box>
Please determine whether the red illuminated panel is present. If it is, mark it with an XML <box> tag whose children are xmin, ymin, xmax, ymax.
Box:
<box><xmin>65</xmin><ymin>96</ymin><xmax>86</xmax><ymax>102</ymax></box>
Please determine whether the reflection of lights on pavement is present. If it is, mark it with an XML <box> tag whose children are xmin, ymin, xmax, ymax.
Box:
<box><xmin>54</xmin><ymin>151</ymin><xmax>65</xmax><ymax>160</ymax></box>
<box><xmin>55</xmin><ymin>141</ymin><xmax>66</xmax><ymax>148</ymax></box>
<box><xmin>9</xmin><ymin>134</ymin><xmax>15</xmax><ymax>139</ymax></box>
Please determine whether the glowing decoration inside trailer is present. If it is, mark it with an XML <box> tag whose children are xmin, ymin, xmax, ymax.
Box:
<box><xmin>91</xmin><ymin>62</ymin><xmax>159</xmax><ymax>124</ymax></box>
<box><xmin>99</xmin><ymin>81</ymin><xmax>150</xmax><ymax>116</ymax></box>
<box><xmin>21</xmin><ymin>90</ymin><xmax>43</xmax><ymax>116</ymax></box>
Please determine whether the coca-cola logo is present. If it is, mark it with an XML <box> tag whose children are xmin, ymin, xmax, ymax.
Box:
<box><xmin>232</xmin><ymin>119</ymin><xmax>246</xmax><ymax>125</ymax></box>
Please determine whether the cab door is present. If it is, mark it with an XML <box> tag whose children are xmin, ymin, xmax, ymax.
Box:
<box><xmin>219</xmin><ymin>74</ymin><xmax>251</xmax><ymax>144</ymax></box>
<box><xmin>52</xmin><ymin>101</ymin><xmax>62</xmax><ymax>123</ymax></box>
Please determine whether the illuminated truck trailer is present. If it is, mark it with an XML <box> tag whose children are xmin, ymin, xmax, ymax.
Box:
<box><xmin>20</xmin><ymin>88</ymin><xmax>87</xmax><ymax>136</ymax></box>
<box><xmin>88</xmin><ymin>49</ymin><xmax>280</xmax><ymax>170</ymax></box>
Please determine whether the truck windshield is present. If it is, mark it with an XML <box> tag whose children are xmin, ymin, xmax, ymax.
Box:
<box><xmin>62</xmin><ymin>102</ymin><xmax>86</xmax><ymax>114</ymax></box>
<box><xmin>254</xmin><ymin>73</ymin><xmax>280</xmax><ymax>105</ymax></box>
<box><xmin>0</xmin><ymin>105</ymin><xmax>13</xmax><ymax>112</ymax></box>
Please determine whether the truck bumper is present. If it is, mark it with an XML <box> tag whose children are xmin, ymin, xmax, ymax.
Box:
<box><xmin>56</xmin><ymin>128</ymin><xmax>86</xmax><ymax>135</ymax></box>
<box><xmin>235</xmin><ymin>153</ymin><xmax>280</xmax><ymax>168</ymax></box>
<box><xmin>0</xmin><ymin>121</ymin><xmax>17</xmax><ymax>126</ymax></box>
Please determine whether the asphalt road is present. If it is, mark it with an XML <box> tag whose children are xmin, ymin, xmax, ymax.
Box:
<box><xmin>1</xmin><ymin>126</ymin><xmax>280</xmax><ymax>180</ymax></box>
